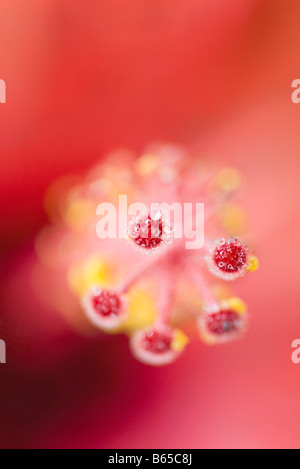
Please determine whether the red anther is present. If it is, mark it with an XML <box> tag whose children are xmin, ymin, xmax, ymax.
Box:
<box><xmin>213</xmin><ymin>237</ymin><xmax>247</xmax><ymax>273</ymax></box>
<box><xmin>198</xmin><ymin>303</ymin><xmax>247</xmax><ymax>344</ymax></box>
<box><xmin>82</xmin><ymin>287</ymin><xmax>127</xmax><ymax>331</ymax></box>
<box><xmin>206</xmin><ymin>309</ymin><xmax>243</xmax><ymax>335</ymax></box>
<box><xmin>130</xmin><ymin>214</ymin><xmax>163</xmax><ymax>250</ymax></box>
<box><xmin>142</xmin><ymin>328</ymin><xmax>173</xmax><ymax>354</ymax></box>
<box><xmin>130</xmin><ymin>326</ymin><xmax>180</xmax><ymax>366</ymax></box>
<box><xmin>127</xmin><ymin>211</ymin><xmax>173</xmax><ymax>253</ymax></box>
<box><xmin>92</xmin><ymin>290</ymin><xmax>122</xmax><ymax>318</ymax></box>
<box><xmin>207</xmin><ymin>237</ymin><xmax>249</xmax><ymax>280</ymax></box>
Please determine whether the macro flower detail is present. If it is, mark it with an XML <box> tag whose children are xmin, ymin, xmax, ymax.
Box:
<box><xmin>206</xmin><ymin>236</ymin><xmax>251</xmax><ymax>281</ymax></box>
<box><xmin>207</xmin><ymin>310</ymin><xmax>241</xmax><ymax>334</ymax></box>
<box><xmin>130</xmin><ymin>326</ymin><xmax>188</xmax><ymax>366</ymax></box>
<box><xmin>35</xmin><ymin>143</ymin><xmax>259</xmax><ymax>366</ymax></box>
<box><xmin>82</xmin><ymin>288</ymin><xmax>127</xmax><ymax>331</ymax></box>
<box><xmin>198</xmin><ymin>298</ymin><xmax>248</xmax><ymax>345</ymax></box>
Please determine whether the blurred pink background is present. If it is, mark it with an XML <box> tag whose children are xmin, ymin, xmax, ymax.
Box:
<box><xmin>1</xmin><ymin>0</ymin><xmax>300</xmax><ymax>449</ymax></box>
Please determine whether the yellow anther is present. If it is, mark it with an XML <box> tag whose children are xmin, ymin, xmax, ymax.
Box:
<box><xmin>219</xmin><ymin>204</ymin><xmax>247</xmax><ymax>234</ymax></box>
<box><xmin>171</xmin><ymin>329</ymin><xmax>190</xmax><ymax>351</ymax></box>
<box><xmin>135</xmin><ymin>153</ymin><xmax>159</xmax><ymax>176</ymax></box>
<box><xmin>68</xmin><ymin>256</ymin><xmax>112</xmax><ymax>296</ymax></box>
<box><xmin>248</xmin><ymin>255</ymin><xmax>259</xmax><ymax>272</ymax></box>
<box><xmin>121</xmin><ymin>289</ymin><xmax>156</xmax><ymax>333</ymax></box>
<box><xmin>222</xmin><ymin>297</ymin><xmax>247</xmax><ymax>315</ymax></box>
<box><xmin>64</xmin><ymin>198</ymin><xmax>96</xmax><ymax>230</ymax></box>
<box><xmin>215</xmin><ymin>167</ymin><xmax>243</xmax><ymax>192</ymax></box>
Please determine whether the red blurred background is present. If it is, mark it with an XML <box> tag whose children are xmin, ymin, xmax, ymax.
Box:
<box><xmin>1</xmin><ymin>0</ymin><xmax>300</xmax><ymax>449</ymax></box>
